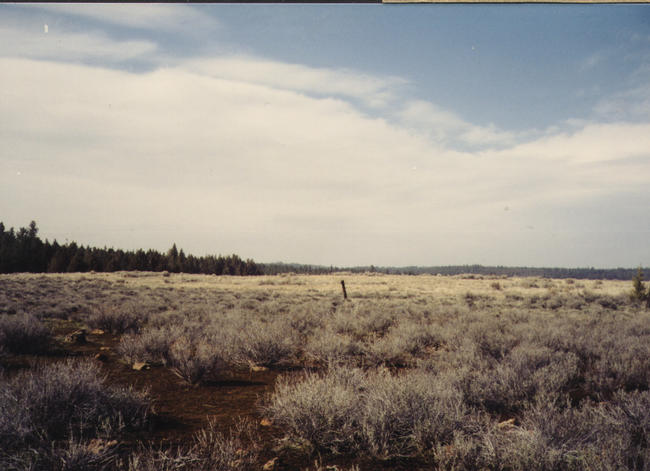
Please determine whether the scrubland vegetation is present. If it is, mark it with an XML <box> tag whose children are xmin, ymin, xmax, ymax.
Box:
<box><xmin>0</xmin><ymin>271</ymin><xmax>648</xmax><ymax>470</ymax></box>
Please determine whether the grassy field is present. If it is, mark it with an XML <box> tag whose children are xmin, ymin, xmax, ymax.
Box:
<box><xmin>1</xmin><ymin>272</ymin><xmax>648</xmax><ymax>470</ymax></box>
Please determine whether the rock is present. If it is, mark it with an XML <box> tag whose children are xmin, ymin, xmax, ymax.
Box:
<box><xmin>94</xmin><ymin>353</ymin><xmax>108</xmax><ymax>362</ymax></box>
<box><xmin>260</xmin><ymin>418</ymin><xmax>273</xmax><ymax>427</ymax></box>
<box><xmin>132</xmin><ymin>361</ymin><xmax>150</xmax><ymax>371</ymax></box>
<box><xmin>64</xmin><ymin>330</ymin><xmax>87</xmax><ymax>344</ymax></box>
<box><xmin>262</xmin><ymin>457</ymin><xmax>279</xmax><ymax>471</ymax></box>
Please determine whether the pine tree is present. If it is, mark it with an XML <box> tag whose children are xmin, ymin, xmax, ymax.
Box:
<box><xmin>631</xmin><ymin>268</ymin><xmax>647</xmax><ymax>304</ymax></box>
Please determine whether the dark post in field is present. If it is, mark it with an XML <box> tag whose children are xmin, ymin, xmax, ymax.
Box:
<box><xmin>341</xmin><ymin>280</ymin><xmax>348</xmax><ymax>300</ymax></box>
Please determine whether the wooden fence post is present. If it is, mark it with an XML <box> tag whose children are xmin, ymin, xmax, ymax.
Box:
<box><xmin>341</xmin><ymin>279</ymin><xmax>348</xmax><ymax>300</ymax></box>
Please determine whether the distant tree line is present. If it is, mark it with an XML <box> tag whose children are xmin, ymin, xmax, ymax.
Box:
<box><xmin>0</xmin><ymin>221</ymin><xmax>261</xmax><ymax>275</ymax></box>
<box><xmin>2</xmin><ymin>221</ymin><xmax>645</xmax><ymax>280</ymax></box>
<box><xmin>259</xmin><ymin>262</ymin><xmax>342</xmax><ymax>275</ymax></box>
<box><xmin>377</xmin><ymin>265</ymin><xmax>650</xmax><ymax>280</ymax></box>
<box><xmin>258</xmin><ymin>262</ymin><xmax>649</xmax><ymax>281</ymax></box>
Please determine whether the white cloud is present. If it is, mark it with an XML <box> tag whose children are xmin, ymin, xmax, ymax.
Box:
<box><xmin>398</xmin><ymin>100</ymin><xmax>517</xmax><ymax>149</ymax></box>
<box><xmin>594</xmin><ymin>82</ymin><xmax>650</xmax><ymax>122</ymax></box>
<box><xmin>35</xmin><ymin>4</ymin><xmax>218</xmax><ymax>33</ymax></box>
<box><xmin>186</xmin><ymin>56</ymin><xmax>408</xmax><ymax>109</ymax></box>
<box><xmin>0</xmin><ymin>22</ymin><xmax>157</xmax><ymax>63</ymax></box>
<box><xmin>1</xmin><ymin>55</ymin><xmax>649</xmax><ymax>266</ymax></box>
<box><xmin>496</xmin><ymin>122</ymin><xmax>650</xmax><ymax>167</ymax></box>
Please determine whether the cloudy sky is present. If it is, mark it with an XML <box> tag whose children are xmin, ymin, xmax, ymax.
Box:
<box><xmin>1</xmin><ymin>4</ymin><xmax>649</xmax><ymax>268</ymax></box>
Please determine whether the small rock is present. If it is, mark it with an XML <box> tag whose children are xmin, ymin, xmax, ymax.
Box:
<box><xmin>260</xmin><ymin>418</ymin><xmax>272</xmax><ymax>427</ymax></box>
<box><xmin>94</xmin><ymin>353</ymin><xmax>108</xmax><ymax>362</ymax></box>
<box><xmin>64</xmin><ymin>330</ymin><xmax>87</xmax><ymax>344</ymax></box>
<box><xmin>262</xmin><ymin>457</ymin><xmax>279</xmax><ymax>471</ymax></box>
<box><xmin>132</xmin><ymin>361</ymin><xmax>150</xmax><ymax>371</ymax></box>
<box><xmin>90</xmin><ymin>329</ymin><xmax>105</xmax><ymax>335</ymax></box>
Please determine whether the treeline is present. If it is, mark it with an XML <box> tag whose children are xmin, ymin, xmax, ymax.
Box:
<box><xmin>382</xmin><ymin>265</ymin><xmax>649</xmax><ymax>280</ymax></box>
<box><xmin>0</xmin><ymin>221</ymin><xmax>261</xmax><ymax>275</ymax></box>
<box><xmin>259</xmin><ymin>262</ymin><xmax>342</xmax><ymax>275</ymax></box>
<box><xmin>2</xmin><ymin>221</ymin><xmax>645</xmax><ymax>280</ymax></box>
<box><xmin>258</xmin><ymin>262</ymin><xmax>647</xmax><ymax>280</ymax></box>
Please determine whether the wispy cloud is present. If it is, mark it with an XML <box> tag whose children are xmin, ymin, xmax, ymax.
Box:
<box><xmin>186</xmin><ymin>56</ymin><xmax>408</xmax><ymax>109</ymax></box>
<box><xmin>580</xmin><ymin>52</ymin><xmax>603</xmax><ymax>71</ymax></box>
<box><xmin>594</xmin><ymin>82</ymin><xmax>650</xmax><ymax>122</ymax></box>
<box><xmin>397</xmin><ymin>100</ymin><xmax>518</xmax><ymax>150</ymax></box>
<box><xmin>34</xmin><ymin>4</ymin><xmax>219</xmax><ymax>33</ymax></box>
<box><xmin>0</xmin><ymin>22</ymin><xmax>157</xmax><ymax>63</ymax></box>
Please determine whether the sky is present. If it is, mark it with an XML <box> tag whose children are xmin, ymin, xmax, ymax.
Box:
<box><xmin>1</xmin><ymin>4</ymin><xmax>649</xmax><ymax>268</ymax></box>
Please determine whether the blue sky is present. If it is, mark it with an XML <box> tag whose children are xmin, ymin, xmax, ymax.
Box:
<box><xmin>1</xmin><ymin>4</ymin><xmax>649</xmax><ymax>268</ymax></box>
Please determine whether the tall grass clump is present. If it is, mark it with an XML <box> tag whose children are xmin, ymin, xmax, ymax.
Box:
<box><xmin>0</xmin><ymin>313</ymin><xmax>52</xmax><ymax>354</ymax></box>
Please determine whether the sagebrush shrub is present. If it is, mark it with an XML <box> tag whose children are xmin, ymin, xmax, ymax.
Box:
<box><xmin>266</xmin><ymin>366</ymin><xmax>467</xmax><ymax>459</ymax></box>
<box><xmin>38</xmin><ymin>437</ymin><xmax>119</xmax><ymax>471</ymax></box>
<box><xmin>470</xmin><ymin>321</ymin><xmax>520</xmax><ymax>361</ymax></box>
<box><xmin>364</xmin><ymin>321</ymin><xmax>441</xmax><ymax>367</ymax></box>
<box><xmin>118</xmin><ymin>327</ymin><xmax>174</xmax><ymax>365</ymax></box>
<box><xmin>86</xmin><ymin>304</ymin><xmax>145</xmax><ymax>334</ymax></box>
<box><xmin>167</xmin><ymin>335</ymin><xmax>227</xmax><ymax>385</ymax></box>
<box><xmin>265</xmin><ymin>367</ymin><xmax>366</xmax><ymax>454</ymax></box>
<box><xmin>127</xmin><ymin>419</ymin><xmax>258</xmax><ymax>471</ymax></box>
<box><xmin>304</xmin><ymin>328</ymin><xmax>363</xmax><ymax>366</ymax></box>
<box><xmin>588</xmin><ymin>334</ymin><xmax>650</xmax><ymax>397</ymax></box>
<box><xmin>233</xmin><ymin>317</ymin><xmax>299</xmax><ymax>368</ymax></box>
<box><xmin>119</xmin><ymin>320</ymin><xmax>237</xmax><ymax>384</ymax></box>
<box><xmin>0</xmin><ymin>360</ymin><xmax>150</xmax><ymax>470</ymax></box>
<box><xmin>1</xmin><ymin>359</ymin><xmax>150</xmax><ymax>444</ymax></box>
<box><xmin>0</xmin><ymin>313</ymin><xmax>52</xmax><ymax>354</ymax></box>
<box><xmin>359</xmin><ymin>369</ymin><xmax>465</xmax><ymax>458</ymax></box>
<box><xmin>458</xmin><ymin>344</ymin><xmax>581</xmax><ymax>414</ymax></box>
<box><xmin>432</xmin><ymin>392</ymin><xmax>650</xmax><ymax>471</ymax></box>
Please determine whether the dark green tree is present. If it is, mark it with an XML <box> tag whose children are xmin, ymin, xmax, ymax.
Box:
<box><xmin>631</xmin><ymin>268</ymin><xmax>647</xmax><ymax>306</ymax></box>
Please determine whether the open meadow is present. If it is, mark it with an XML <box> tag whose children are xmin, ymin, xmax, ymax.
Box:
<box><xmin>1</xmin><ymin>271</ymin><xmax>648</xmax><ymax>470</ymax></box>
